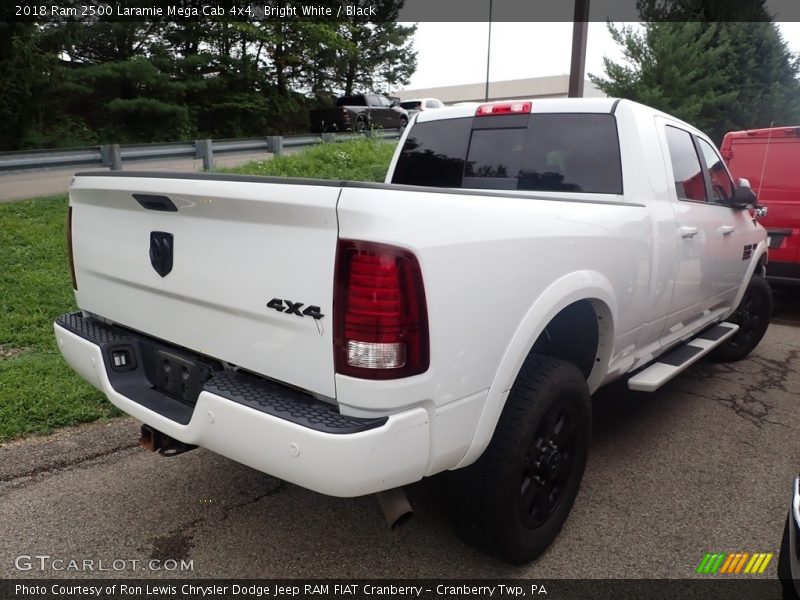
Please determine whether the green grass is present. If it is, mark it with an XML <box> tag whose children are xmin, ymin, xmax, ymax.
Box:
<box><xmin>0</xmin><ymin>196</ymin><xmax>119</xmax><ymax>441</ymax></box>
<box><xmin>0</xmin><ymin>140</ymin><xmax>396</xmax><ymax>441</ymax></box>
<box><xmin>220</xmin><ymin>137</ymin><xmax>396</xmax><ymax>181</ymax></box>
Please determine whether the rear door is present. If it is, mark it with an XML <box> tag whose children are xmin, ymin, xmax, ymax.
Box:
<box><xmin>761</xmin><ymin>138</ymin><xmax>800</xmax><ymax>276</ymax></box>
<box><xmin>69</xmin><ymin>173</ymin><xmax>341</xmax><ymax>398</ymax></box>
<box><xmin>727</xmin><ymin>135</ymin><xmax>800</xmax><ymax>276</ymax></box>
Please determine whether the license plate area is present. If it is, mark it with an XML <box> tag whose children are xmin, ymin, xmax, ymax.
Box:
<box><xmin>145</xmin><ymin>347</ymin><xmax>215</xmax><ymax>406</ymax></box>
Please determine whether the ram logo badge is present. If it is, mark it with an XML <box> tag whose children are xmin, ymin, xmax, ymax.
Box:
<box><xmin>149</xmin><ymin>231</ymin><xmax>174</xmax><ymax>277</ymax></box>
<box><xmin>267</xmin><ymin>298</ymin><xmax>324</xmax><ymax>320</ymax></box>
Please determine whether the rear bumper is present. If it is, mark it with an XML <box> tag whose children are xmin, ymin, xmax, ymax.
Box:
<box><xmin>54</xmin><ymin>314</ymin><xmax>430</xmax><ymax>497</ymax></box>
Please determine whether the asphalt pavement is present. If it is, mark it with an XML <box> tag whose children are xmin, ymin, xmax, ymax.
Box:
<box><xmin>0</xmin><ymin>322</ymin><xmax>798</xmax><ymax>580</ymax></box>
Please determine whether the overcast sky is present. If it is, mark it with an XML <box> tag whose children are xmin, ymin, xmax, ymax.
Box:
<box><xmin>399</xmin><ymin>22</ymin><xmax>800</xmax><ymax>92</ymax></box>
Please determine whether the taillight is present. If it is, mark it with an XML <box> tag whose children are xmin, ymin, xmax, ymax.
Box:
<box><xmin>475</xmin><ymin>101</ymin><xmax>532</xmax><ymax>116</ymax></box>
<box><xmin>334</xmin><ymin>240</ymin><xmax>429</xmax><ymax>379</ymax></box>
<box><xmin>67</xmin><ymin>206</ymin><xmax>77</xmax><ymax>290</ymax></box>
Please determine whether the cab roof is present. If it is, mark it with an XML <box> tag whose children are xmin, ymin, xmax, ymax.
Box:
<box><xmin>412</xmin><ymin>97</ymin><xmax>711</xmax><ymax>143</ymax></box>
<box><xmin>414</xmin><ymin>97</ymin><xmax>621</xmax><ymax>123</ymax></box>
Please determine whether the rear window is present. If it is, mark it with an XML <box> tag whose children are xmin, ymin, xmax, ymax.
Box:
<box><xmin>401</xmin><ymin>101</ymin><xmax>422</xmax><ymax>110</ymax></box>
<box><xmin>391</xmin><ymin>113</ymin><xmax>622</xmax><ymax>194</ymax></box>
<box><xmin>336</xmin><ymin>96</ymin><xmax>366</xmax><ymax>107</ymax></box>
<box><xmin>391</xmin><ymin>118</ymin><xmax>472</xmax><ymax>187</ymax></box>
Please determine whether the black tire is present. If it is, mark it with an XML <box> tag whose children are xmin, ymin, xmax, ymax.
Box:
<box><xmin>399</xmin><ymin>117</ymin><xmax>408</xmax><ymax>130</ymax></box>
<box><xmin>457</xmin><ymin>353</ymin><xmax>591</xmax><ymax>564</ymax></box>
<box><xmin>780</xmin><ymin>516</ymin><xmax>800</xmax><ymax>600</ymax></box>
<box><xmin>355</xmin><ymin>119</ymin><xmax>367</xmax><ymax>133</ymax></box>
<box><xmin>711</xmin><ymin>274</ymin><xmax>772</xmax><ymax>362</ymax></box>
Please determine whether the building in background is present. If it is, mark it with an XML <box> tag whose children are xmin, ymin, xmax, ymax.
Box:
<box><xmin>395</xmin><ymin>74</ymin><xmax>605</xmax><ymax>104</ymax></box>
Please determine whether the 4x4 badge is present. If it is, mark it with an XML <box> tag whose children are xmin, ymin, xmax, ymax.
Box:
<box><xmin>266</xmin><ymin>298</ymin><xmax>324</xmax><ymax>320</ymax></box>
<box><xmin>150</xmin><ymin>231</ymin><xmax>174</xmax><ymax>277</ymax></box>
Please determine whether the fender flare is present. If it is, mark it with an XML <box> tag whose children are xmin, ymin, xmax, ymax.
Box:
<box><xmin>729</xmin><ymin>242</ymin><xmax>769</xmax><ymax>314</ymax></box>
<box><xmin>455</xmin><ymin>270</ymin><xmax>618</xmax><ymax>469</ymax></box>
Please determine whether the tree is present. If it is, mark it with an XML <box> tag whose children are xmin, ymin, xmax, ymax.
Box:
<box><xmin>0</xmin><ymin>2</ymin><xmax>419</xmax><ymax>149</ymax></box>
<box><xmin>295</xmin><ymin>0</ymin><xmax>416</xmax><ymax>96</ymax></box>
<box><xmin>0</xmin><ymin>23</ymin><xmax>78</xmax><ymax>149</ymax></box>
<box><xmin>333</xmin><ymin>20</ymin><xmax>417</xmax><ymax>95</ymax></box>
<box><xmin>635</xmin><ymin>0</ymin><xmax>772</xmax><ymax>22</ymax></box>
<box><xmin>591</xmin><ymin>18</ymin><xmax>800</xmax><ymax>143</ymax></box>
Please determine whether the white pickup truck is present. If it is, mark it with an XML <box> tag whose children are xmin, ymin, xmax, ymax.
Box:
<box><xmin>55</xmin><ymin>98</ymin><xmax>771</xmax><ymax>564</ymax></box>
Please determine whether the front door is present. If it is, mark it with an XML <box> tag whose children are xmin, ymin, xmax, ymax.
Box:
<box><xmin>695</xmin><ymin>136</ymin><xmax>754</xmax><ymax>293</ymax></box>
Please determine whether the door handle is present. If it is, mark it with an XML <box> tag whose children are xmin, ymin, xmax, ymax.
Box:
<box><xmin>718</xmin><ymin>225</ymin><xmax>735</xmax><ymax>235</ymax></box>
<box><xmin>679</xmin><ymin>226</ymin><xmax>699</xmax><ymax>239</ymax></box>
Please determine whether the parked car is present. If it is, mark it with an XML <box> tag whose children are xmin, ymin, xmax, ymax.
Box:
<box><xmin>722</xmin><ymin>126</ymin><xmax>800</xmax><ymax>284</ymax></box>
<box><xmin>400</xmin><ymin>97</ymin><xmax>445</xmax><ymax>116</ymax></box>
<box><xmin>309</xmin><ymin>94</ymin><xmax>408</xmax><ymax>133</ymax></box>
<box><xmin>56</xmin><ymin>98</ymin><xmax>771</xmax><ymax>565</ymax></box>
<box><xmin>779</xmin><ymin>475</ymin><xmax>800</xmax><ymax>599</ymax></box>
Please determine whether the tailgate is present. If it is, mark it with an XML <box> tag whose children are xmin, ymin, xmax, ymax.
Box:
<box><xmin>69</xmin><ymin>173</ymin><xmax>342</xmax><ymax>398</ymax></box>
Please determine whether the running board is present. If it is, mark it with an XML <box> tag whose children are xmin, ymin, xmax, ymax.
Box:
<box><xmin>627</xmin><ymin>323</ymin><xmax>739</xmax><ymax>392</ymax></box>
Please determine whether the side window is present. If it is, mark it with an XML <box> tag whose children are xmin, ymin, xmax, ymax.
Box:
<box><xmin>665</xmin><ymin>126</ymin><xmax>707</xmax><ymax>202</ymax></box>
<box><xmin>366</xmin><ymin>95</ymin><xmax>379</xmax><ymax>107</ymax></box>
<box><xmin>697</xmin><ymin>138</ymin><xmax>735</xmax><ymax>203</ymax></box>
<box><xmin>426</xmin><ymin>100</ymin><xmax>437</xmax><ymax>108</ymax></box>
<box><xmin>377</xmin><ymin>96</ymin><xmax>390</xmax><ymax>107</ymax></box>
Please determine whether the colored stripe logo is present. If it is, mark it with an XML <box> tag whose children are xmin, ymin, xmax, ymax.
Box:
<box><xmin>696</xmin><ymin>552</ymin><xmax>773</xmax><ymax>574</ymax></box>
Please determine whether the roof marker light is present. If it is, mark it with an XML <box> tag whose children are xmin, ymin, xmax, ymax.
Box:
<box><xmin>475</xmin><ymin>101</ymin><xmax>532</xmax><ymax>117</ymax></box>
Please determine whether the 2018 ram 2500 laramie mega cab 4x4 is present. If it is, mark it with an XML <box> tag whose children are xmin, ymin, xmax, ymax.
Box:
<box><xmin>55</xmin><ymin>98</ymin><xmax>771</xmax><ymax>564</ymax></box>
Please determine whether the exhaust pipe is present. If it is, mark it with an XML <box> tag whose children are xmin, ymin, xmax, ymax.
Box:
<box><xmin>375</xmin><ymin>487</ymin><xmax>413</xmax><ymax>529</ymax></box>
<box><xmin>140</xmin><ymin>425</ymin><xmax>196</xmax><ymax>457</ymax></box>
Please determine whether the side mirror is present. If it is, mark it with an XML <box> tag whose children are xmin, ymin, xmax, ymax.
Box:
<box><xmin>732</xmin><ymin>178</ymin><xmax>757</xmax><ymax>210</ymax></box>
<box><xmin>390</xmin><ymin>100</ymin><xmax>400</xmax><ymax>108</ymax></box>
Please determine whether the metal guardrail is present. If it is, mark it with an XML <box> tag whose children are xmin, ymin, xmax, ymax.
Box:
<box><xmin>0</xmin><ymin>129</ymin><xmax>403</xmax><ymax>173</ymax></box>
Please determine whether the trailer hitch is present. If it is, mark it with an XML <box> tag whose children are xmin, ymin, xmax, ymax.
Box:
<box><xmin>140</xmin><ymin>424</ymin><xmax>196</xmax><ymax>457</ymax></box>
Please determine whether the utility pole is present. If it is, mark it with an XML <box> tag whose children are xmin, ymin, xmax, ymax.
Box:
<box><xmin>485</xmin><ymin>0</ymin><xmax>493</xmax><ymax>101</ymax></box>
<box><xmin>568</xmin><ymin>0</ymin><xmax>590</xmax><ymax>98</ymax></box>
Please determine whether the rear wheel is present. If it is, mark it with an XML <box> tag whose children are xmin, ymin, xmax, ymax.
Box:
<box><xmin>354</xmin><ymin>119</ymin><xmax>367</xmax><ymax>133</ymax></box>
<box><xmin>711</xmin><ymin>274</ymin><xmax>772</xmax><ymax>362</ymax></box>
<box><xmin>457</xmin><ymin>354</ymin><xmax>591</xmax><ymax>564</ymax></box>
<box><xmin>399</xmin><ymin>117</ymin><xmax>408</xmax><ymax>130</ymax></box>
